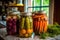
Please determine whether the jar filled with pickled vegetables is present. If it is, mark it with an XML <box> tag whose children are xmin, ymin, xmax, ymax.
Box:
<box><xmin>6</xmin><ymin>7</ymin><xmax>20</xmax><ymax>35</ymax></box>
<box><xmin>19</xmin><ymin>12</ymin><xmax>33</xmax><ymax>38</ymax></box>
<box><xmin>32</xmin><ymin>11</ymin><xmax>48</xmax><ymax>35</ymax></box>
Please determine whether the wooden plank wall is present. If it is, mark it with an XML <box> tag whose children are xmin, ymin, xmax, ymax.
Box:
<box><xmin>54</xmin><ymin>0</ymin><xmax>60</xmax><ymax>25</ymax></box>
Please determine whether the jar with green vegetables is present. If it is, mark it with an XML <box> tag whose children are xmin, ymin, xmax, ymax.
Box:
<box><xmin>19</xmin><ymin>12</ymin><xmax>33</xmax><ymax>38</ymax></box>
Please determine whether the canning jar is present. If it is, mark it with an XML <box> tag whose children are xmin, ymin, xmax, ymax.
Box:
<box><xmin>32</xmin><ymin>11</ymin><xmax>48</xmax><ymax>34</ymax></box>
<box><xmin>6</xmin><ymin>7</ymin><xmax>20</xmax><ymax>35</ymax></box>
<box><xmin>19</xmin><ymin>12</ymin><xmax>33</xmax><ymax>38</ymax></box>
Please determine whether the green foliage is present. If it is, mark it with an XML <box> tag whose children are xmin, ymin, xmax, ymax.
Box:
<box><xmin>39</xmin><ymin>32</ymin><xmax>49</xmax><ymax>39</ymax></box>
<box><xmin>39</xmin><ymin>23</ymin><xmax>60</xmax><ymax>39</ymax></box>
<box><xmin>47</xmin><ymin>23</ymin><xmax>60</xmax><ymax>37</ymax></box>
<box><xmin>35</xmin><ymin>0</ymin><xmax>40</xmax><ymax>6</ymax></box>
<box><xmin>42</xmin><ymin>8</ymin><xmax>49</xmax><ymax>16</ymax></box>
<box><xmin>43</xmin><ymin>0</ymin><xmax>49</xmax><ymax>6</ymax></box>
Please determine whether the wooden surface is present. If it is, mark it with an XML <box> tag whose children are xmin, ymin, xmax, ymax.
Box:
<box><xmin>54</xmin><ymin>0</ymin><xmax>60</xmax><ymax>24</ymax></box>
<box><xmin>0</xmin><ymin>28</ymin><xmax>59</xmax><ymax>40</ymax></box>
<box><xmin>0</xmin><ymin>28</ymin><xmax>40</xmax><ymax>40</ymax></box>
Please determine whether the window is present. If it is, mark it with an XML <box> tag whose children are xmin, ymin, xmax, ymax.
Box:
<box><xmin>24</xmin><ymin>0</ymin><xmax>54</xmax><ymax>24</ymax></box>
<box><xmin>27</xmin><ymin>0</ymin><xmax>49</xmax><ymax>17</ymax></box>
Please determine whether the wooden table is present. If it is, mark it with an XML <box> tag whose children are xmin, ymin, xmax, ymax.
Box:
<box><xmin>0</xmin><ymin>28</ymin><xmax>56</xmax><ymax>40</ymax></box>
<box><xmin>0</xmin><ymin>28</ymin><xmax>40</xmax><ymax>40</ymax></box>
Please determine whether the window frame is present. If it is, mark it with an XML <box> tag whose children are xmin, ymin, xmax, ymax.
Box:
<box><xmin>24</xmin><ymin>0</ymin><xmax>54</xmax><ymax>24</ymax></box>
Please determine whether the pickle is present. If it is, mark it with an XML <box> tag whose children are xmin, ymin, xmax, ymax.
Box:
<box><xmin>29</xmin><ymin>17</ymin><xmax>33</xmax><ymax>29</ymax></box>
<box><xmin>20</xmin><ymin>17</ymin><xmax>25</xmax><ymax>29</ymax></box>
<box><xmin>25</xmin><ymin>17</ymin><xmax>30</xmax><ymax>29</ymax></box>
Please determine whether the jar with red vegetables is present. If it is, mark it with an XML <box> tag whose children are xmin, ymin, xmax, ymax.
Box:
<box><xmin>6</xmin><ymin>7</ymin><xmax>20</xmax><ymax>35</ymax></box>
<box><xmin>19</xmin><ymin>12</ymin><xmax>33</xmax><ymax>38</ymax></box>
<box><xmin>32</xmin><ymin>11</ymin><xmax>48</xmax><ymax>35</ymax></box>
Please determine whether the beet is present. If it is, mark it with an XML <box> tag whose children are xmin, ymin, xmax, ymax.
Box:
<box><xmin>6</xmin><ymin>17</ymin><xmax>17</xmax><ymax>35</ymax></box>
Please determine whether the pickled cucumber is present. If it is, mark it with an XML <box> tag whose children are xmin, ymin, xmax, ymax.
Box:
<box><xmin>29</xmin><ymin>17</ymin><xmax>33</xmax><ymax>29</ymax></box>
<box><xmin>25</xmin><ymin>17</ymin><xmax>31</xmax><ymax>29</ymax></box>
<box><xmin>20</xmin><ymin>17</ymin><xmax>25</xmax><ymax>29</ymax></box>
<box><xmin>19</xmin><ymin>16</ymin><xmax>33</xmax><ymax>38</ymax></box>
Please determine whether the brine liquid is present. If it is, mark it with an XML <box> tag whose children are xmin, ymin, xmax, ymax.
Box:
<box><xmin>33</xmin><ymin>14</ymin><xmax>48</xmax><ymax>34</ymax></box>
<box><xmin>6</xmin><ymin>16</ymin><xmax>17</xmax><ymax>35</ymax></box>
<box><xmin>19</xmin><ymin>16</ymin><xmax>33</xmax><ymax>37</ymax></box>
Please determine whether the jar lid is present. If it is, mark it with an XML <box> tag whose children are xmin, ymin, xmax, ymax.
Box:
<box><xmin>8</xmin><ymin>7</ymin><xmax>20</xmax><ymax>15</ymax></box>
<box><xmin>25</xmin><ymin>12</ymin><xmax>32</xmax><ymax>16</ymax></box>
<box><xmin>20</xmin><ymin>12</ymin><xmax>32</xmax><ymax>16</ymax></box>
<box><xmin>40</xmin><ymin>11</ymin><xmax>46</xmax><ymax>14</ymax></box>
<box><xmin>11</xmin><ymin>7</ymin><xmax>18</xmax><ymax>12</ymax></box>
<box><xmin>33</xmin><ymin>11</ymin><xmax>46</xmax><ymax>14</ymax></box>
<box><xmin>12</xmin><ymin>11</ymin><xmax>20</xmax><ymax>15</ymax></box>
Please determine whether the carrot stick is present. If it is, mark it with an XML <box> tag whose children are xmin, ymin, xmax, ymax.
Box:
<box><xmin>37</xmin><ymin>18</ymin><xmax>40</xmax><ymax>32</ymax></box>
<box><xmin>42</xmin><ymin>19</ymin><xmax>44</xmax><ymax>32</ymax></box>
<box><xmin>39</xmin><ymin>19</ymin><xmax>43</xmax><ymax>33</ymax></box>
<box><xmin>33</xmin><ymin>15</ymin><xmax>42</xmax><ymax>18</ymax></box>
<box><xmin>33</xmin><ymin>19</ymin><xmax>35</xmax><ymax>32</ymax></box>
<box><xmin>44</xmin><ymin>20</ymin><xmax>47</xmax><ymax>32</ymax></box>
<box><xmin>35</xmin><ymin>18</ymin><xmax>38</xmax><ymax>32</ymax></box>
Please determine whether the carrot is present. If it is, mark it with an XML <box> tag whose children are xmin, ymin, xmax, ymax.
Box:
<box><xmin>42</xmin><ymin>15</ymin><xmax>48</xmax><ymax>33</ymax></box>
<box><xmin>41</xmin><ymin>15</ymin><xmax>44</xmax><ymax>32</ymax></box>
<box><xmin>42</xmin><ymin>20</ymin><xmax>44</xmax><ymax>32</ymax></box>
<box><xmin>35</xmin><ymin>18</ymin><xmax>38</xmax><ymax>32</ymax></box>
<box><xmin>43</xmin><ymin>20</ymin><xmax>47</xmax><ymax>33</ymax></box>
<box><xmin>33</xmin><ymin>19</ymin><xmax>36</xmax><ymax>32</ymax></box>
<box><xmin>39</xmin><ymin>19</ymin><xmax>43</xmax><ymax>33</ymax></box>
<box><xmin>33</xmin><ymin>15</ymin><xmax>42</xmax><ymax>18</ymax></box>
<box><xmin>37</xmin><ymin>18</ymin><xmax>40</xmax><ymax>32</ymax></box>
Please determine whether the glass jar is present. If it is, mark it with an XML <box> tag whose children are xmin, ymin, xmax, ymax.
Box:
<box><xmin>32</xmin><ymin>11</ymin><xmax>48</xmax><ymax>35</ymax></box>
<box><xmin>6</xmin><ymin>7</ymin><xmax>20</xmax><ymax>35</ymax></box>
<box><xmin>19</xmin><ymin>12</ymin><xmax>33</xmax><ymax>38</ymax></box>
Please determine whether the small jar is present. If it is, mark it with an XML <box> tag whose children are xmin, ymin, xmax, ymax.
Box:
<box><xmin>6</xmin><ymin>7</ymin><xmax>20</xmax><ymax>35</ymax></box>
<box><xmin>32</xmin><ymin>11</ymin><xmax>48</xmax><ymax>35</ymax></box>
<box><xmin>19</xmin><ymin>12</ymin><xmax>33</xmax><ymax>38</ymax></box>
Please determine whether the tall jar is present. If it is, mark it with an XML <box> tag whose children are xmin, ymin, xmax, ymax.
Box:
<box><xmin>19</xmin><ymin>12</ymin><xmax>33</xmax><ymax>38</ymax></box>
<box><xmin>32</xmin><ymin>11</ymin><xmax>48</xmax><ymax>35</ymax></box>
<box><xmin>6</xmin><ymin>7</ymin><xmax>20</xmax><ymax>35</ymax></box>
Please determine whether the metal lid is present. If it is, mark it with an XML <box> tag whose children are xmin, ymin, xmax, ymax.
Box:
<box><xmin>20</xmin><ymin>12</ymin><xmax>32</xmax><ymax>16</ymax></box>
<box><xmin>12</xmin><ymin>7</ymin><xmax>18</xmax><ymax>12</ymax></box>
<box><xmin>33</xmin><ymin>11</ymin><xmax>46</xmax><ymax>14</ymax></box>
<box><xmin>8</xmin><ymin>7</ymin><xmax>20</xmax><ymax>15</ymax></box>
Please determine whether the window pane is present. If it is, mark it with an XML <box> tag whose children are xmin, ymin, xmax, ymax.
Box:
<box><xmin>43</xmin><ymin>0</ymin><xmax>49</xmax><ymax>6</ymax></box>
<box><xmin>28</xmin><ymin>8</ymin><xmax>32</xmax><ymax>12</ymax></box>
<box><xmin>41</xmin><ymin>7</ymin><xmax>49</xmax><ymax>17</ymax></box>
<box><xmin>32</xmin><ymin>8</ymin><xmax>40</xmax><ymax>12</ymax></box>
<box><xmin>32</xmin><ymin>0</ymin><xmax>41</xmax><ymax>6</ymax></box>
